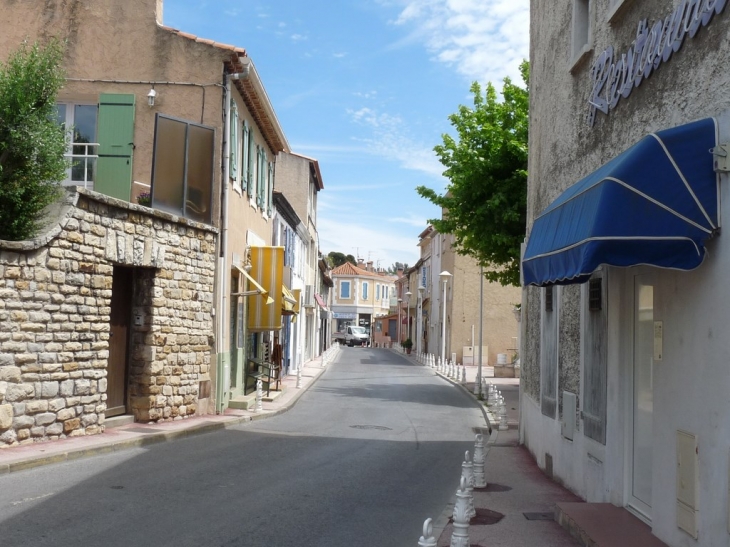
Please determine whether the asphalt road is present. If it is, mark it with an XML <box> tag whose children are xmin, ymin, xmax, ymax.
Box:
<box><xmin>0</xmin><ymin>348</ymin><xmax>489</xmax><ymax>547</ymax></box>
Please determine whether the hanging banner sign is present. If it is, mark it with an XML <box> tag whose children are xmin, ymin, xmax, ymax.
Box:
<box><xmin>588</xmin><ymin>0</ymin><xmax>727</xmax><ymax>126</ymax></box>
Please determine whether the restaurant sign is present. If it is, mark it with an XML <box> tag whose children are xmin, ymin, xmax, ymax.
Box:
<box><xmin>588</xmin><ymin>0</ymin><xmax>727</xmax><ymax>126</ymax></box>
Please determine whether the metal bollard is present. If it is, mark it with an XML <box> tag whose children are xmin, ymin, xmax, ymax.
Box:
<box><xmin>461</xmin><ymin>450</ymin><xmax>476</xmax><ymax>518</ymax></box>
<box><xmin>473</xmin><ymin>434</ymin><xmax>487</xmax><ymax>488</ymax></box>
<box><xmin>255</xmin><ymin>378</ymin><xmax>263</xmax><ymax>412</ymax></box>
<box><xmin>418</xmin><ymin>517</ymin><xmax>437</xmax><ymax>547</ymax></box>
<box><xmin>451</xmin><ymin>476</ymin><xmax>471</xmax><ymax>547</ymax></box>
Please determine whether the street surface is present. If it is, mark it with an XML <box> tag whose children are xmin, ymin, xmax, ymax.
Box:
<box><xmin>0</xmin><ymin>348</ymin><xmax>487</xmax><ymax>547</ymax></box>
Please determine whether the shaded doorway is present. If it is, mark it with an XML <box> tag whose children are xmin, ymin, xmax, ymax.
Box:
<box><xmin>107</xmin><ymin>266</ymin><xmax>133</xmax><ymax>417</ymax></box>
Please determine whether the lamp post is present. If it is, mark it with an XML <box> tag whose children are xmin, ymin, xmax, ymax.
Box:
<box><xmin>397</xmin><ymin>297</ymin><xmax>403</xmax><ymax>344</ymax></box>
<box><xmin>417</xmin><ymin>285</ymin><xmax>425</xmax><ymax>356</ymax></box>
<box><xmin>405</xmin><ymin>290</ymin><xmax>412</xmax><ymax>342</ymax></box>
<box><xmin>439</xmin><ymin>271</ymin><xmax>452</xmax><ymax>366</ymax></box>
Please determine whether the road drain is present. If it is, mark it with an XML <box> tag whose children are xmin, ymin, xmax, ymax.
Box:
<box><xmin>349</xmin><ymin>425</ymin><xmax>393</xmax><ymax>431</ymax></box>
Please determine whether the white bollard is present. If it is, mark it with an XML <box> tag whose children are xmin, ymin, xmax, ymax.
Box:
<box><xmin>451</xmin><ymin>476</ymin><xmax>471</xmax><ymax>547</ymax></box>
<box><xmin>255</xmin><ymin>378</ymin><xmax>263</xmax><ymax>412</ymax></box>
<box><xmin>418</xmin><ymin>517</ymin><xmax>437</xmax><ymax>547</ymax></box>
<box><xmin>461</xmin><ymin>364</ymin><xmax>467</xmax><ymax>383</ymax></box>
<box><xmin>499</xmin><ymin>397</ymin><xmax>509</xmax><ymax>431</ymax></box>
<box><xmin>461</xmin><ymin>450</ymin><xmax>476</xmax><ymax>519</ymax></box>
<box><xmin>473</xmin><ymin>434</ymin><xmax>487</xmax><ymax>488</ymax></box>
<box><xmin>296</xmin><ymin>365</ymin><xmax>302</xmax><ymax>389</ymax></box>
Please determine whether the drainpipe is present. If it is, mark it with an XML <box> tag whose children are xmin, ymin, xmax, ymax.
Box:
<box><xmin>216</xmin><ymin>63</ymin><xmax>251</xmax><ymax>414</ymax></box>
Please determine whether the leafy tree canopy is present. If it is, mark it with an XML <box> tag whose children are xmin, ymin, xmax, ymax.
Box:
<box><xmin>417</xmin><ymin>61</ymin><xmax>529</xmax><ymax>286</ymax></box>
<box><xmin>328</xmin><ymin>251</ymin><xmax>357</xmax><ymax>268</ymax></box>
<box><xmin>387</xmin><ymin>262</ymin><xmax>409</xmax><ymax>274</ymax></box>
<box><xmin>0</xmin><ymin>40</ymin><xmax>67</xmax><ymax>241</ymax></box>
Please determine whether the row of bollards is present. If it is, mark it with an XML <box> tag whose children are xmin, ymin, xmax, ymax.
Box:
<box><xmin>418</xmin><ymin>433</ymin><xmax>488</xmax><ymax>546</ymax></box>
<box><xmin>416</xmin><ymin>352</ymin><xmax>468</xmax><ymax>384</ymax></box>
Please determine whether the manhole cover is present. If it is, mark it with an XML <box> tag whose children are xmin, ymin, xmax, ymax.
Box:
<box><xmin>350</xmin><ymin>425</ymin><xmax>393</xmax><ymax>431</ymax></box>
<box><xmin>523</xmin><ymin>512</ymin><xmax>554</xmax><ymax>521</ymax></box>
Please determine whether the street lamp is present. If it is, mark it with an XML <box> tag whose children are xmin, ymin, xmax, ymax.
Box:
<box><xmin>405</xmin><ymin>290</ymin><xmax>412</xmax><ymax>342</ymax></box>
<box><xmin>397</xmin><ymin>298</ymin><xmax>403</xmax><ymax>344</ymax></box>
<box><xmin>439</xmin><ymin>271</ymin><xmax>452</xmax><ymax>366</ymax></box>
<box><xmin>417</xmin><ymin>285</ymin><xmax>425</xmax><ymax>355</ymax></box>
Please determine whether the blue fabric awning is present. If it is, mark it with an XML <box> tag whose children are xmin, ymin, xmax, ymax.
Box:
<box><xmin>522</xmin><ymin>118</ymin><xmax>719</xmax><ymax>286</ymax></box>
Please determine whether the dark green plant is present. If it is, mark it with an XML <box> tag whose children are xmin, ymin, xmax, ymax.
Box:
<box><xmin>417</xmin><ymin>61</ymin><xmax>529</xmax><ymax>287</ymax></box>
<box><xmin>0</xmin><ymin>40</ymin><xmax>67</xmax><ymax>241</ymax></box>
<box><xmin>402</xmin><ymin>338</ymin><xmax>413</xmax><ymax>349</ymax></box>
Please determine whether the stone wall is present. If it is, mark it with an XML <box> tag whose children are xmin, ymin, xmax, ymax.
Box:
<box><xmin>0</xmin><ymin>188</ymin><xmax>217</xmax><ymax>448</ymax></box>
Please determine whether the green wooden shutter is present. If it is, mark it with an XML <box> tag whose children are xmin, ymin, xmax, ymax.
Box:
<box><xmin>229</xmin><ymin>101</ymin><xmax>238</xmax><ymax>182</ymax></box>
<box><xmin>96</xmin><ymin>93</ymin><xmax>135</xmax><ymax>200</ymax></box>
<box><xmin>257</xmin><ymin>147</ymin><xmax>265</xmax><ymax>208</ymax></box>
<box><xmin>242</xmin><ymin>121</ymin><xmax>249</xmax><ymax>193</ymax></box>
<box><xmin>247</xmin><ymin>130</ymin><xmax>255</xmax><ymax>196</ymax></box>
<box><xmin>267</xmin><ymin>161</ymin><xmax>274</xmax><ymax>216</ymax></box>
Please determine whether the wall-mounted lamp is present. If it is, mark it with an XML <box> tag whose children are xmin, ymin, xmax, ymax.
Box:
<box><xmin>147</xmin><ymin>87</ymin><xmax>157</xmax><ymax>107</ymax></box>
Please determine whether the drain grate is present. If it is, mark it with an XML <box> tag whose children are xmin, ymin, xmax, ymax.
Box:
<box><xmin>349</xmin><ymin>425</ymin><xmax>393</xmax><ymax>431</ymax></box>
<box><xmin>523</xmin><ymin>512</ymin><xmax>554</xmax><ymax>521</ymax></box>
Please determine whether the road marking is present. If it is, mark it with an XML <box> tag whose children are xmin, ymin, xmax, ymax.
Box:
<box><xmin>11</xmin><ymin>492</ymin><xmax>54</xmax><ymax>506</ymax></box>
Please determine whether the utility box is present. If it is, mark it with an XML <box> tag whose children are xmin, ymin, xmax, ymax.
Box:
<box><xmin>463</xmin><ymin>346</ymin><xmax>488</xmax><ymax>366</ymax></box>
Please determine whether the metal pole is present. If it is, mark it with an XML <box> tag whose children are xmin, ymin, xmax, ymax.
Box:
<box><xmin>417</xmin><ymin>293</ymin><xmax>422</xmax><ymax>355</ymax></box>
<box><xmin>441</xmin><ymin>280</ymin><xmax>447</xmax><ymax>365</ymax></box>
<box><xmin>477</xmin><ymin>266</ymin><xmax>484</xmax><ymax>397</ymax></box>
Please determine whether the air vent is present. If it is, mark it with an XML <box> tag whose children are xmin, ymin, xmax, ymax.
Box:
<box><xmin>589</xmin><ymin>278</ymin><xmax>602</xmax><ymax>311</ymax></box>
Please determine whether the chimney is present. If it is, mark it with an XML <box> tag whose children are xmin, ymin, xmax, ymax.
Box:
<box><xmin>366</xmin><ymin>261</ymin><xmax>373</xmax><ymax>272</ymax></box>
<box><xmin>397</xmin><ymin>268</ymin><xmax>404</xmax><ymax>278</ymax></box>
<box><xmin>357</xmin><ymin>258</ymin><xmax>365</xmax><ymax>268</ymax></box>
<box><xmin>156</xmin><ymin>0</ymin><xmax>164</xmax><ymax>25</ymax></box>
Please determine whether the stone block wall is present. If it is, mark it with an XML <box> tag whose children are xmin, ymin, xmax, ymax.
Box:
<box><xmin>0</xmin><ymin>188</ymin><xmax>217</xmax><ymax>448</ymax></box>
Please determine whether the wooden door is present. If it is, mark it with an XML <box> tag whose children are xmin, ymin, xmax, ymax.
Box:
<box><xmin>107</xmin><ymin>267</ymin><xmax>133</xmax><ymax>417</ymax></box>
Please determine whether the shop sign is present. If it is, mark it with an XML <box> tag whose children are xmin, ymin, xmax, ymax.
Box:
<box><xmin>588</xmin><ymin>0</ymin><xmax>727</xmax><ymax>126</ymax></box>
<box><xmin>333</xmin><ymin>312</ymin><xmax>356</xmax><ymax>319</ymax></box>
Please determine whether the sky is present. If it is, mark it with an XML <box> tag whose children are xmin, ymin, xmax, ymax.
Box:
<box><xmin>164</xmin><ymin>0</ymin><xmax>529</xmax><ymax>269</ymax></box>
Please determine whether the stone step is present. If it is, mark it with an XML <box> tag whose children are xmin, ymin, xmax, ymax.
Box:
<box><xmin>104</xmin><ymin>414</ymin><xmax>135</xmax><ymax>429</ymax></box>
<box><xmin>556</xmin><ymin>502</ymin><xmax>669</xmax><ymax>547</ymax></box>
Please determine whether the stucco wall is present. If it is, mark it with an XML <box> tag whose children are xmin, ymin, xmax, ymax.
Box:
<box><xmin>526</xmin><ymin>0</ymin><xmax>730</xmax><ymax>543</ymax></box>
<box><xmin>0</xmin><ymin>189</ymin><xmax>216</xmax><ymax>447</ymax></box>
<box><xmin>0</xmin><ymin>0</ymin><xmax>229</xmax><ymax>206</ymax></box>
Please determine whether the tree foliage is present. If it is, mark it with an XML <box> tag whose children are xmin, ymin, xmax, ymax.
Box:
<box><xmin>0</xmin><ymin>40</ymin><xmax>67</xmax><ymax>241</ymax></box>
<box><xmin>327</xmin><ymin>251</ymin><xmax>357</xmax><ymax>268</ymax></box>
<box><xmin>417</xmin><ymin>61</ymin><xmax>529</xmax><ymax>286</ymax></box>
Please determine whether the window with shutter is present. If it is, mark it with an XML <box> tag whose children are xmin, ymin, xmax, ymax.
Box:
<box><xmin>96</xmin><ymin>93</ymin><xmax>135</xmax><ymax>200</ymax></box>
<box><xmin>247</xmin><ymin>125</ymin><xmax>255</xmax><ymax>198</ymax></box>
<box><xmin>257</xmin><ymin>147</ymin><xmax>265</xmax><ymax>209</ymax></box>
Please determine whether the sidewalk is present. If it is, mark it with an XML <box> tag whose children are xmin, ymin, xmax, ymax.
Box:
<box><xmin>400</xmin><ymin>349</ymin><xmax>669</xmax><ymax>547</ymax></box>
<box><xmin>0</xmin><ymin>349</ymin><xmax>337</xmax><ymax>475</ymax></box>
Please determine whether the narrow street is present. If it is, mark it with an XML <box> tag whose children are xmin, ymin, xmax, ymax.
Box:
<box><xmin>0</xmin><ymin>348</ymin><xmax>488</xmax><ymax>547</ymax></box>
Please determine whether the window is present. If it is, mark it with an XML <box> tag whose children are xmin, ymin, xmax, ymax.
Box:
<box><xmin>55</xmin><ymin>103</ymin><xmax>99</xmax><ymax>188</ymax></box>
<box><xmin>246</xmin><ymin>123</ymin><xmax>255</xmax><ymax>197</ymax></box>
<box><xmin>571</xmin><ymin>0</ymin><xmax>591</xmax><ymax>63</ymax></box>
<box><xmin>541</xmin><ymin>285</ymin><xmax>558</xmax><ymax>418</ymax></box>
<box><xmin>151</xmin><ymin>114</ymin><xmax>214</xmax><ymax>224</ymax></box>
<box><xmin>376</xmin><ymin>284</ymin><xmax>380</xmax><ymax>300</ymax></box>
<box><xmin>362</xmin><ymin>282</ymin><xmax>369</xmax><ymax>301</ymax></box>
<box><xmin>266</xmin><ymin>161</ymin><xmax>274</xmax><ymax>217</ymax></box>
<box><xmin>340</xmin><ymin>281</ymin><xmax>350</xmax><ymax>299</ymax></box>
<box><xmin>583</xmin><ymin>274</ymin><xmax>607</xmax><ymax>443</ymax></box>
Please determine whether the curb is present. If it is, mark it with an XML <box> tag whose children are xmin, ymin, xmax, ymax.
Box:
<box><xmin>0</xmin><ymin>351</ymin><xmax>337</xmax><ymax>475</ymax></box>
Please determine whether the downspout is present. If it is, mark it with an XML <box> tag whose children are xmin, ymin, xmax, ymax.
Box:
<box><xmin>216</xmin><ymin>64</ymin><xmax>251</xmax><ymax>414</ymax></box>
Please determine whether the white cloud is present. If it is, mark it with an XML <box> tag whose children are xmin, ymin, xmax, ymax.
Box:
<box><xmin>333</xmin><ymin>52</ymin><xmax>348</xmax><ymax>58</ymax></box>
<box><xmin>291</xmin><ymin>33</ymin><xmax>308</xmax><ymax>42</ymax></box>
<box><xmin>318</xmin><ymin>216</ymin><xmax>422</xmax><ymax>267</ymax></box>
<box><xmin>387</xmin><ymin>0</ymin><xmax>529</xmax><ymax>86</ymax></box>
<box><xmin>346</xmin><ymin>107</ymin><xmax>445</xmax><ymax>178</ymax></box>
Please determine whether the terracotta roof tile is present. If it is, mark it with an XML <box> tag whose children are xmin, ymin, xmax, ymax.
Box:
<box><xmin>331</xmin><ymin>262</ymin><xmax>395</xmax><ymax>280</ymax></box>
<box><xmin>160</xmin><ymin>25</ymin><xmax>247</xmax><ymax>57</ymax></box>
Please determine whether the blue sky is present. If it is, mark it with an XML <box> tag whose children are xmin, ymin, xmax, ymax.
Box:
<box><xmin>165</xmin><ymin>0</ymin><xmax>529</xmax><ymax>269</ymax></box>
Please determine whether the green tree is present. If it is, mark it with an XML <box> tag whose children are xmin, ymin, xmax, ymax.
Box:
<box><xmin>417</xmin><ymin>61</ymin><xmax>529</xmax><ymax>287</ymax></box>
<box><xmin>0</xmin><ymin>40</ymin><xmax>67</xmax><ymax>241</ymax></box>
<box><xmin>328</xmin><ymin>251</ymin><xmax>357</xmax><ymax>268</ymax></box>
